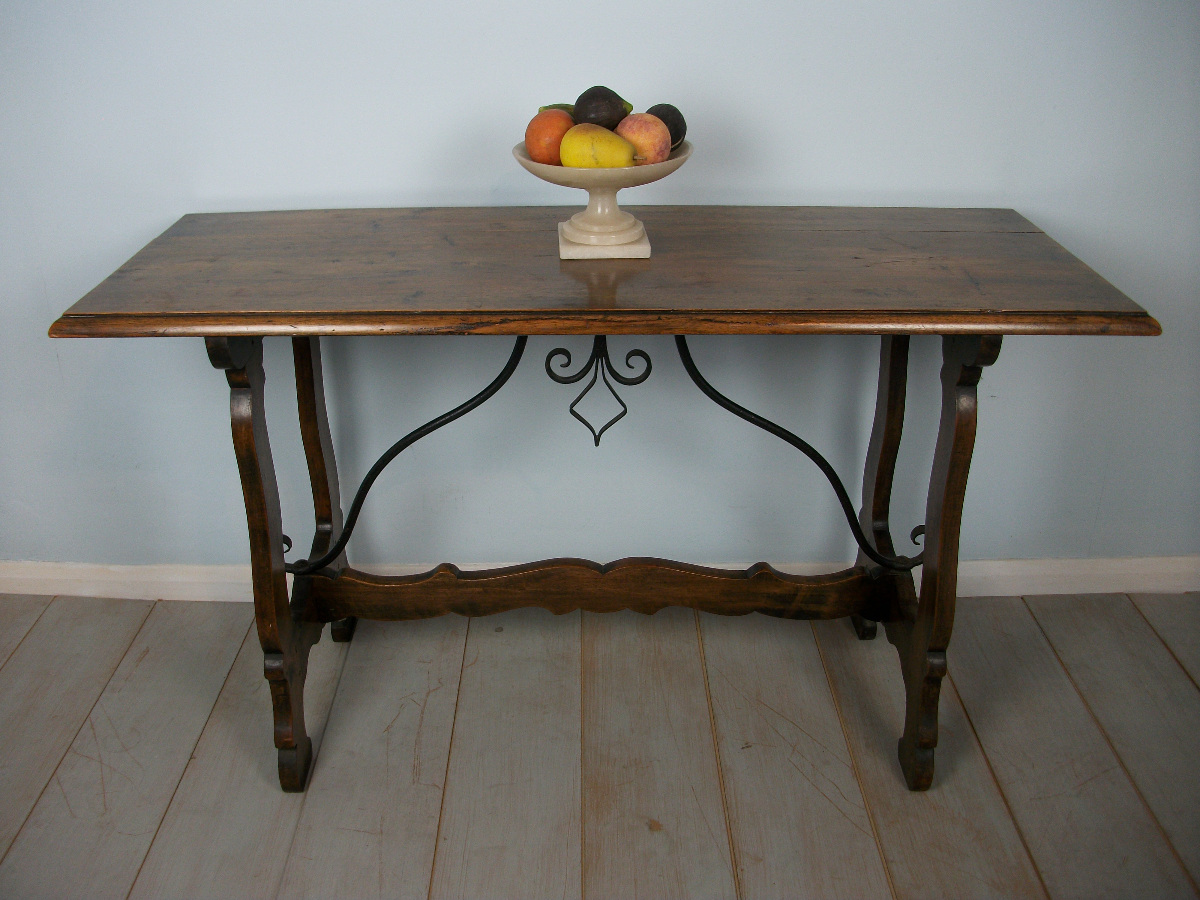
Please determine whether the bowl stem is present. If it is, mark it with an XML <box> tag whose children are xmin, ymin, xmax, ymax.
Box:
<box><xmin>562</xmin><ymin>186</ymin><xmax>645</xmax><ymax>246</ymax></box>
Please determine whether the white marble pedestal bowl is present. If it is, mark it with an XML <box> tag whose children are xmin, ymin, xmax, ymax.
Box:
<box><xmin>513</xmin><ymin>141</ymin><xmax>692</xmax><ymax>259</ymax></box>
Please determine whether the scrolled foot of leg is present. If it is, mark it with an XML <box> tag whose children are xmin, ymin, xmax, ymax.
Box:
<box><xmin>330</xmin><ymin>616</ymin><xmax>358</xmax><ymax>643</ymax></box>
<box><xmin>277</xmin><ymin>736</ymin><xmax>314</xmax><ymax>792</ymax></box>
<box><xmin>850</xmin><ymin>613</ymin><xmax>878</xmax><ymax>640</ymax></box>
<box><xmin>893</xmin><ymin>645</ymin><xmax>946</xmax><ymax>791</ymax></box>
<box><xmin>264</xmin><ymin>644</ymin><xmax>317</xmax><ymax>792</ymax></box>
<box><xmin>897</xmin><ymin>735</ymin><xmax>935</xmax><ymax>791</ymax></box>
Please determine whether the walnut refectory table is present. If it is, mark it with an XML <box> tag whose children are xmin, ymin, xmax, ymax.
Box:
<box><xmin>50</xmin><ymin>206</ymin><xmax>1160</xmax><ymax>793</ymax></box>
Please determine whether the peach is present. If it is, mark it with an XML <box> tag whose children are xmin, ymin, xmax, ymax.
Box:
<box><xmin>614</xmin><ymin>113</ymin><xmax>671</xmax><ymax>165</ymax></box>
<box><xmin>524</xmin><ymin>109</ymin><xmax>575</xmax><ymax>165</ymax></box>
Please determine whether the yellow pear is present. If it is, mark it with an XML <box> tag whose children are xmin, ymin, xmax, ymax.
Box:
<box><xmin>559</xmin><ymin>123</ymin><xmax>636</xmax><ymax>168</ymax></box>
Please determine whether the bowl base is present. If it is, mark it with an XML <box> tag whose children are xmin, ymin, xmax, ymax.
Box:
<box><xmin>559</xmin><ymin>222</ymin><xmax>651</xmax><ymax>259</ymax></box>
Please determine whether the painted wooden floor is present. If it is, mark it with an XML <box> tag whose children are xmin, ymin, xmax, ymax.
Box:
<box><xmin>0</xmin><ymin>592</ymin><xmax>1196</xmax><ymax>899</ymax></box>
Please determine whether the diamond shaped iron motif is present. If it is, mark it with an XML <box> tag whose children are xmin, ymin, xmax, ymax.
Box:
<box><xmin>569</xmin><ymin>362</ymin><xmax>627</xmax><ymax>446</ymax></box>
<box><xmin>545</xmin><ymin>336</ymin><xmax>652</xmax><ymax>445</ymax></box>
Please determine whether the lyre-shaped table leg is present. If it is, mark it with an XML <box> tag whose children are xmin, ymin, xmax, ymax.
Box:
<box><xmin>207</xmin><ymin>337</ymin><xmax>323</xmax><ymax>792</ymax></box>
<box><xmin>853</xmin><ymin>335</ymin><xmax>917</xmax><ymax>640</ymax></box>
<box><xmin>292</xmin><ymin>337</ymin><xmax>355</xmax><ymax>642</ymax></box>
<box><xmin>884</xmin><ymin>334</ymin><xmax>1002</xmax><ymax>790</ymax></box>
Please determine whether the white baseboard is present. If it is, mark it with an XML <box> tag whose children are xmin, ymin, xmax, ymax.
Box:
<box><xmin>0</xmin><ymin>562</ymin><xmax>262</xmax><ymax>603</ymax></box>
<box><xmin>0</xmin><ymin>556</ymin><xmax>1196</xmax><ymax>604</ymax></box>
<box><xmin>952</xmin><ymin>556</ymin><xmax>1199</xmax><ymax>598</ymax></box>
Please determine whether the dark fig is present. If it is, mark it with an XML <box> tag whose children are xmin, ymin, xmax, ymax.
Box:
<box><xmin>646</xmin><ymin>103</ymin><xmax>686</xmax><ymax>149</ymax></box>
<box><xmin>574</xmin><ymin>85</ymin><xmax>629</xmax><ymax>130</ymax></box>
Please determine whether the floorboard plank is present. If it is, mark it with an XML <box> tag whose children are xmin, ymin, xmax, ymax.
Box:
<box><xmin>583</xmin><ymin>608</ymin><xmax>737</xmax><ymax>900</ymax></box>
<box><xmin>127</xmin><ymin>623</ymin><xmax>347</xmax><ymax>900</ymax></box>
<box><xmin>0</xmin><ymin>594</ymin><xmax>53</xmax><ymax>670</ymax></box>
<box><xmin>6</xmin><ymin>593</ymin><xmax>1191</xmax><ymax>897</ymax></box>
<box><xmin>0</xmin><ymin>601</ymin><xmax>250</xmax><ymax>899</ymax></box>
<box><xmin>1027</xmin><ymin>594</ymin><xmax>1200</xmax><ymax>888</ymax></box>
<box><xmin>1131</xmin><ymin>593</ymin><xmax>1200</xmax><ymax>686</ymax></box>
<box><xmin>278</xmin><ymin>617</ymin><xmax>467</xmax><ymax>900</ymax></box>
<box><xmin>814</xmin><ymin>619</ymin><xmax>1046</xmax><ymax>900</ymax></box>
<box><xmin>428</xmin><ymin>609</ymin><xmax>582</xmax><ymax>900</ymax></box>
<box><xmin>952</xmin><ymin>597</ymin><xmax>1195</xmax><ymax>899</ymax></box>
<box><xmin>700</xmin><ymin>613</ymin><xmax>892</xmax><ymax>899</ymax></box>
<box><xmin>0</xmin><ymin>596</ymin><xmax>152</xmax><ymax>860</ymax></box>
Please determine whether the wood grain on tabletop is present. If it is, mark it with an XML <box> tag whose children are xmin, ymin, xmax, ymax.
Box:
<box><xmin>49</xmin><ymin>207</ymin><xmax>1159</xmax><ymax>337</ymax></box>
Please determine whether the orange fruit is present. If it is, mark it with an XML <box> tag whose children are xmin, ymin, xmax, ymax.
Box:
<box><xmin>524</xmin><ymin>108</ymin><xmax>575</xmax><ymax>165</ymax></box>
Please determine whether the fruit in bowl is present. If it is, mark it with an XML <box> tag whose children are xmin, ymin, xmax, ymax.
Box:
<box><xmin>514</xmin><ymin>87</ymin><xmax>692</xmax><ymax>258</ymax></box>
<box><xmin>521</xmin><ymin>86</ymin><xmax>686</xmax><ymax>168</ymax></box>
<box><xmin>524</xmin><ymin>108</ymin><xmax>575</xmax><ymax>165</ymax></box>
<box><xmin>615</xmin><ymin>113</ymin><xmax>671</xmax><ymax>165</ymax></box>
<box><xmin>573</xmin><ymin>85</ymin><xmax>633</xmax><ymax>130</ymax></box>
<box><xmin>559</xmin><ymin>123</ymin><xmax>636</xmax><ymax>168</ymax></box>
<box><xmin>645</xmin><ymin>103</ymin><xmax>687</xmax><ymax>149</ymax></box>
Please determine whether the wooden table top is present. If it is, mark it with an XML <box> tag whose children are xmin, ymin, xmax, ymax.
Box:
<box><xmin>50</xmin><ymin>206</ymin><xmax>1160</xmax><ymax>338</ymax></box>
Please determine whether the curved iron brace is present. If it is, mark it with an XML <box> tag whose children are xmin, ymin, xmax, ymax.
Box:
<box><xmin>674</xmin><ymin>335</ymin><xmax>923</xmax><ymax>572</ymax></box>
<box><xmin>546</xmin><ymin>336</ymin><xmax>652</xmax><ymax>446</ymax></box>
<box><xmin>287</xmin><ymin>336</ymin><xmax>529</xmax><ymax>577</ymax></box>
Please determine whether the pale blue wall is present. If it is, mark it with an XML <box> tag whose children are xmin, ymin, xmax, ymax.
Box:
<box><xmin>2</xmin><ymin>1</ymin><xmax>1197</xmax><ymax>567</ymax></box>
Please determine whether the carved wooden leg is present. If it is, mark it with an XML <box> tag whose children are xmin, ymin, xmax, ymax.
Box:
<box><xmin>292</xmin><ymin>336</ymin><xmax>355</xmax><ymax>642</ymax></box>
<box><xmin>208</xmin><ymin>337</ymin><xmax>322</xmax><ymax>792</ymax></box>
<box><xmin>853</xmin><ymin>335</ymin><xmax>916</xmax><ymax>640</ymax></box>
<box><xmin>885</xmin><ymin>334</ymin><xmax>1002</xmax><ymax>790</ymax></box>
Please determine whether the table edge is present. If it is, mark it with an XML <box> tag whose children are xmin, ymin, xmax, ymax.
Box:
<box><xmin>49</xmin><ymin>309</ymin><xmax>1163</xmax><ymax>338</ymax></box>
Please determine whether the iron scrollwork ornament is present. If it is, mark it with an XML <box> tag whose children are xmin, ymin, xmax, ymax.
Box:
<box><xmin>674</xmin><ymin>335</ymin><xmax>924</xmax><ymax>573</ymax></box>
<box><xmin>545</xmin><ymin>336</ymin><xmax>652</xmax><ymax>445</ymax></box>
<box><xmin>287</xmin><ymin>336</ymin><xmax>529</xmax><ymax>577</ymax></box>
